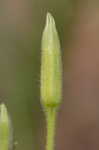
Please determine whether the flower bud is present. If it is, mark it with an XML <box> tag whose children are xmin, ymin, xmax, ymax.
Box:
<box><xmin>0</xmin><ymin>103</ymin><xmax>11</xmax><ymax>150</ymax></box>
<box><xmin>41</xmin><ymin>12</ymin><xmax>62</xmax><ymax>108</ymax></box>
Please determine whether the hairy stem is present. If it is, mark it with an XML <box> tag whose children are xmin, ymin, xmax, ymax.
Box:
<box><xmin>45</xmin><ymin>108</ymin><xmax>57</xmax><ymax>150</ymax></box>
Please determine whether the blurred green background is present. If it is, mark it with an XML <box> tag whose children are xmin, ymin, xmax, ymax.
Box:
<box><xmin>0</xmin><ymin>0</ymin><xmax>73</xmax><ymax>150</ymax></box>
<box><xmin>1</xmin><ymin>0</ymin><xmax>99</xmax><ymax>150</ymax></box>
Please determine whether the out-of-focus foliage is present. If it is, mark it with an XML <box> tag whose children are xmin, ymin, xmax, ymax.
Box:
<box><xmin>0</xmin><ymin>0</ymin><xmax>74</xmax><ymax>150</ymax></box>
<box><xmin>1</xmin><ymin>0</ymin><xmax>98</xmax><ymax>150</ymax></box>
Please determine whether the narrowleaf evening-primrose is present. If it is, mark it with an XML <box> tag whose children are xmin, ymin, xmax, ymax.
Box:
<box><xmin>41</xmin><ymin>12</ymin><xmax>62</xmax><ymax>150</ymax></box>
<box><xmin>41</xmin><ymin>12</ymin><xmax>62</xmax><ymax>108</ymax></box>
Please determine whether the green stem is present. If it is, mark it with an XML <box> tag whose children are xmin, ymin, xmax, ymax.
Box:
<box><xmin>45</xmin><ymin>108</ymin><xmax>57</xmax><ymax>150</ymax></box>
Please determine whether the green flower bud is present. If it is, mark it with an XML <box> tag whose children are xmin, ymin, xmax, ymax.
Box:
<box><xmin>41</xmin><ymin>12</ymin><xmax>62</xmax><ymax>108</ymax></box>
<box><xmin>0</xmin><ymin>104</ymin><xmax>11</xmax><ymax>150</ymax></box>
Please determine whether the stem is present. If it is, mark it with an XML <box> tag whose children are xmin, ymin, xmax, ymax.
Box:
<box><xmin>45</xmin><ymin>108</ymin><xmax>57</xmax><ymax>150</ymax></box>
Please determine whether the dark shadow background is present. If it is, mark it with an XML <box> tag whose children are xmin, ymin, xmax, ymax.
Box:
<box><xmin>0</xmin><ymin>0</ymin><xmax>99</xmax><ymax>150</ymax></box>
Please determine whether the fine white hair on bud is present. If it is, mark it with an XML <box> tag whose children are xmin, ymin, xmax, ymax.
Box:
<box><xmin>41</xmin><ymin>12</ymin><xmax>62</xmax><ymax>108</ymax></box>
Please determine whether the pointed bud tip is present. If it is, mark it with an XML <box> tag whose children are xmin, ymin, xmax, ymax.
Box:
<box><xmin>42</xmin><ymin>12</ymin><xmax>60</xmax><ymax>51</ymax></box>
<box><xmin>46</xmin><ymin>12</ymin><xmax>55</xmax><ymax>22</ymax></box>
<box><xmin>0</xmin><ymin>103</ymin><xmax>9</xmax><ymax>122</ymax></box>
<box><xmin>45</xmin><ymin>12</ymin><xmax>56</xmax><ymax>29</ymax></box>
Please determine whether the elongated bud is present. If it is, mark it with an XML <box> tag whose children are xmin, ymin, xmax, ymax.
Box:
<box><xmin>41</xmin><ymin>12</ymin><xmax>62</xmax><ymax>108</ymax></box>
<box><xmin>0</xmin><ymin>104</ymin><xmax>12</xmax><ymax>150</ymax></box>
